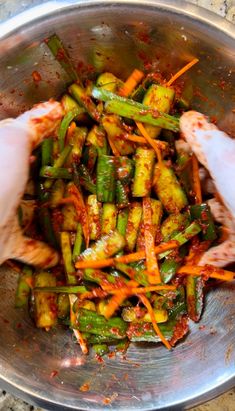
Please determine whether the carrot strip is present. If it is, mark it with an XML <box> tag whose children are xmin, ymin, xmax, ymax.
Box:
<box><xmin>104</xmin><ymin>294</ymin><xmax>126</xmax><ymax>319</ymax></box>
<box><xmin>167</xmin><ymin>58</ymin><xmax>199</xmax><ymax>87</ymax></box>
<box><xmin>124</xmin><ymin>133</ymin><xmax>167</xmax><ymax>150</ymax></box>
<box><xmin>107</xmin><ymin>284</ymin><xmax>176</xmax><ymax>294</ymax></box>
<box><xmin>124</xmin><ymin>134</ymin><xmax>146</xmax><ymax>144</ymax></box>
<box><xmin>73</xmin><ymin>329</ymin><xmax>88</xmax><ymax>354</ymax></box>
<box><xmin>177</xmin><ymin>265</ymin><xmax>234</xmax><ymax>281</ymax></box>
<box><xmin>119</xmin><ymin>69</ymin><xmax>144</xmax><ymax>97</ymax></box>
<box><xmin>75</xmin><ymin>240</ymin><xmax>179</xmax><ymax>269</ymax></box>
<box><xmin>136</xmin><ymin>122</ymin><xmax>162</xmax><ymax>164</ymax></box>
<box><xmin>139</xmin><ymin>294</ymin><xmax>171</xmax><ymax>350</ymax></box>
<box><xmin>142</xmin><ymin>197</ymin><xmax>161</xmax><ymax>284</ymax></box>
<box><xmin>54</xmin><ymin>197</ymin><xmax>77</xmax><ymax>206</ymax></box>
<box><xmin>68</xmin><ymin>184</ymin><xmax>90</xmax><ymax>248</ymax></box>
<box><xmin>69</xmin><ymin>294</ymin><xmax>88</xmax><ymax>354</ymax></box>
<box><xmin>76</xmin><ymin>258</ymin><xmax>113</xmax><ymax>269</ymax></box>
<box><xmin>104</xmin><ymin>280</ymin><xmax>138</xmax><ymax>319</ymax></box>
<box><xmin>106</xmin><ymin>134</ymin><xmax>120</xmax><ymax>156</ymax></box>
<box><xmin>116</xmin><ymin>240</ymin><xmax>179</xmax><ymax>262</ymax></box>
<box><xmin>79</xmin><ymin>283</ymin><xmax>176</xmax><ymax>313</ymax></box>
<box><xmin>192</xmin><ymin>153</ymin><xmax>202</xmax><ymax>204</ymax></box>
<box><xmin>67</xmin><ymin>121</ymin><xmax>76</xmax><ymax>139</ymax></box>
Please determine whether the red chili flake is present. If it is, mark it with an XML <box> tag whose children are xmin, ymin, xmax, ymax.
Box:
<box><xmin>3</xmin><ymin>319</ymin><xmax>9</xmax><ymax>324</ymax></box>
<box><xmin>56</xmin><ymin>48</ymin><xmax>66</xmax><ymax>61</ymax></box>
<box><xmin>32</xmin><ymin>70</ymin><xmax>42</xmax><ymax>83</ymax></box>
<box><xmin>193</xmin><ymin>88</ymin><xmax>208</xmax><ymax>102</ymax></box>
<box><xmin>199</xmin><ymin>325</ymin><xmax>206</xmax><ymax>330</ymax></box>
<box><xmin>95</xmin><ymin>355</ymin><xmax>104</xmax><ymax>364</ymax></box>
<box><xmin>79</xmin><ymin>382</ymin><xmax>90</xmax><ymax>392</ymax></box>
<box><xmin>29</xmin><ymin>155</ymin><xmax>36</xmax><ymax>164</ymax></box>
<box><xmin>77</xmin><ymin>60</ymin><xmax>84</xmax><ymax>71</ymax></box>
<box><xmin>144</xmin><ymin>62</ymin><xmax>153</xmax><ymax>71</ymax></box>
<box><xmin>137</xmin><ymin>50</ymin><xmax>148</xmax><ymax>64</ymax></box>
<box><xmin>210</xmin><ymin>115</ymin><xmax>217</xmax><ymax>124</ymax></box>
<box><xmin>50</xmin><ymin>370</ymin><xmax>58</xmax><ymax>378</ymax></box>
<box><xmin>137</xmin><ymin>31</ymin><xmax>151</xmax><ymax>44</ymax></box>
<box><xmin>86</xmin><ymin>64</ymin><xmax>95</xmax><ymax>73</ymax></box>
<box><xmin>219</xmin><ymin>80</ymin><xmax>226</xmax><ymax>90</ymax></box>
<box><xmin>16</xmin><ymin>323</ymin><xmax>22</xmax><ymax>329</ymax></box>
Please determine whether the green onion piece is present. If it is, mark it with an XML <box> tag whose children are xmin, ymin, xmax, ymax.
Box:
<box><xmin>46</xmin><ymin>34</ymin><xmax>79</xmax><ymax>82</ymax></box>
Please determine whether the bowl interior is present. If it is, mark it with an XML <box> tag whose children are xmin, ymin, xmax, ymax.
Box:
<box><xmin>0</xmin><ymin>2</ymin><xmax>235</xmax><ymax>410</ymax></box>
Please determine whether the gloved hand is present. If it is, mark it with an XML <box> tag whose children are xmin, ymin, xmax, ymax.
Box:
<box><xmin>0</xmin><ymin>100</ymin><xmax>64</xmax><ymax>268</ymax></box>
<box><xmin>180</xmin><ymin>111</ymin><xmax>235</xmax><ymax>267</ymax></box>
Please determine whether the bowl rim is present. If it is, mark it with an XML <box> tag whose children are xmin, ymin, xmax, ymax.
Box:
<box><xmin>0</xmin><ymin>1</ymin><xmax>234</xmax><ymax>410</ymax></box>
<box><xmin>0</xmin><ymin>0</ymin><xmax>235</xmax><ymax>42</ymax></box>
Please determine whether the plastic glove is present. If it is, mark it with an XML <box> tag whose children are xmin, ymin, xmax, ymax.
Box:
<box><xmin>180</xmin><ymin>111</ymin><xmax>235</xmax><ymax>267</ymax></box>
<box><xmin>0</xmin><ymin>100</ymin><xmax>64</xmax><ymax>268</ymax></box>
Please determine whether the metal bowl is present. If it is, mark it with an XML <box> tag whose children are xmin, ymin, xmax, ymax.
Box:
<box><xmin>0</xmin><ymin>1</ymin><xmax>234</xmax><ymax>410</ymax></box>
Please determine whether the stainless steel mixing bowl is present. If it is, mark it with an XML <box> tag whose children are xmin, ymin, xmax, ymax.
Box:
<box><xmin>0</xmin><ymin>1</ymin><xmax>234</xmax><ymax>410</ymax></box>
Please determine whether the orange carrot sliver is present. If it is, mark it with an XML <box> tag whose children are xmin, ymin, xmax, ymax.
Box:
<box><xmin>139</xmin><ymin>294</ymin><xmax>171</xmax><ymax>350</ymax></box>
<box><xmin>104</xmin><ymin>294</ymin><xmax>127</xmax><ymax>319</ymax></box>
<box><xmin>68</xmin><ymin>184</ymin><xmax>90</xmax><ymax>248</ymax></box>
<box><xmin>69</xmin><ymin>294</ymin><xmax>88</xmax><ymax>354</ymax></box>
<box><xmin>79</xmin><ymin>283</ymin><xmax>176</xmax><ymax>317</ymax></box>
<box><xmin>142</xmin><ymin>197</ymin><xmax>161</xmax><ymax>284</ymax></box>
<box><xmin>136</xmin><ymin>122</ymin><xmax>162</xmax><ymax>164</ymax></box>
<box><xmin>25</xmin><ymin>277</ymin><xmax>34</xmax><ymax>289</ymax></box>
<box><xmin>75</xmin><ymin>240</ymin><xmax>179</xmax><ymax>269</ymax></box>
<box><xmin>177</xmin><ymin>265</ymin><xmax>234</xmax><ymax>281</ymax></box>
<box><xmin>192</xmin><ymin>153</ymin><xmax>202</xmax><ymax>204</ymax></box>
<box><xmin>76</xmin><ymin>258</ymin><xmax>113</xmax><ymax>269</ymax></box>
<box><xmin>125</xmin><ymin>134</ymin><xmax>146</xmax><ymax>144</ymax></box>
<box><xmin>118</xmin><ymin>240</ymin><xmax>179</xmax><ymax>262</ymax></box>
<box><xmin>55</xmin><ymin>197</ymin><xmax>77</xmax><ymax>206</ymax></box>
<box><xmin>104</xmin><ymin>280</ymin><xmax>138</xmax><ymax>319</ymax></box>
<box><xmin>67</xmin><ymin>121</ymin><xmax>76</xmax><ymax>139</ymax></box>
<box><xmin>107</xmin><ymin>284</ymin><xmax>176</xmax><ymax>295</ymax></box>
<box><xmin>73</xmin><ymin>329</ymin><xmax>88</xmax><ymax>354</ymax></box>
<box><xmin>119</xmin><ymin>69</ymin><xmax>144</xmax><ymax>97</ymax></box>
<box><xmin>124</xmin><ymin>133</ymin><xmax>167</xmax><ymax>151</ymax></box>
<box><xmin>167</xmin><ymin>58</ymin><xmax>199</xmax><ymax>87</ymax></box>
<box><xmin>106</xmin><ymin>134</ymin><xmax>120</xmax><ymax>156</ymax></box>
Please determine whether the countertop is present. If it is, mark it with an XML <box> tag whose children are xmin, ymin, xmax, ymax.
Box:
<box><xmin>0</xmin><ymin>0</ymin><xmax>235</xmax><ymax>410</ymax></box>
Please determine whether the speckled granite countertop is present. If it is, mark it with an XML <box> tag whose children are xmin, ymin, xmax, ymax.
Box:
<box><xmin>0</xmin><ymin>1</ymin><xmax>235</xmax><ymax>410</ymax></box>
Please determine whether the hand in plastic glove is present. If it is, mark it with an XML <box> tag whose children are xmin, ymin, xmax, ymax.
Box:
<box><xmin>180</xmin><ymin>111</ymin><xmax>235</xmax><ymax>267</ymax></box>
<box><xmin>0</xmin><ymin>101</ymin><xmax>64</xmax><ymax>268</ymax></box>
